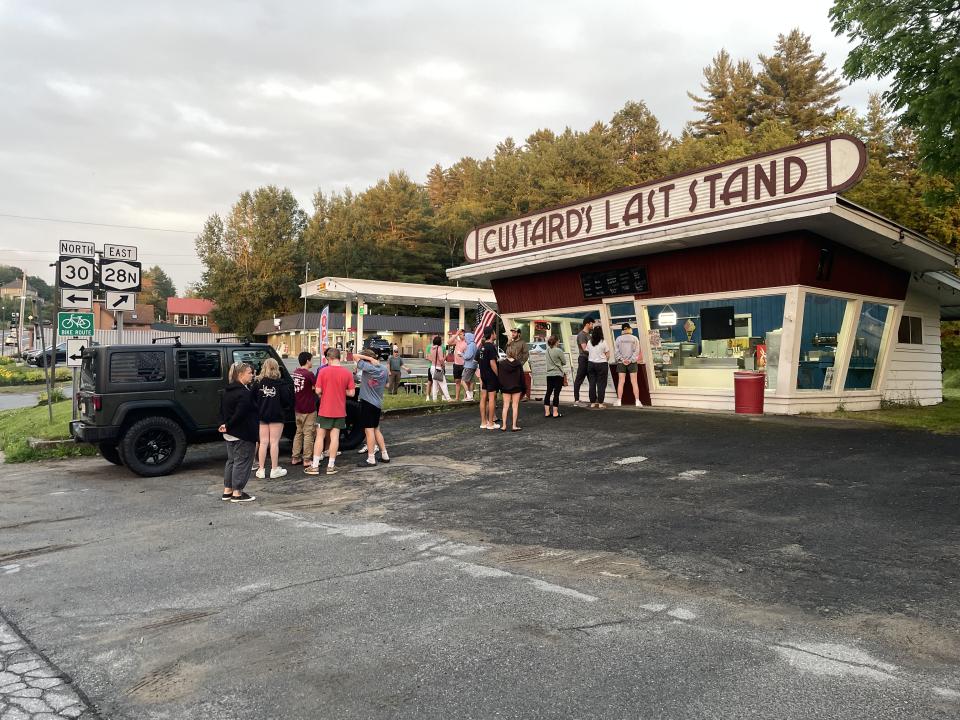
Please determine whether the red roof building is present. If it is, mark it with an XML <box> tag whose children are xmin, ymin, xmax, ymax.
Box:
<box><xmin>167</xmin><ymin>297</ymin><xmax>218</xmax><ymax>331</ymax></box>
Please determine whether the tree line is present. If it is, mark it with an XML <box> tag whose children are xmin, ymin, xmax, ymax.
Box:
<box><xmin>194</xmin><ymin>27</ymin><xmax>960</xmax><ymax>336</ymax></box>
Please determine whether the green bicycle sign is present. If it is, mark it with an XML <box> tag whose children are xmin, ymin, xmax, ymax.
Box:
<box><xmin>58</xmin><ymin>312</ymin><xmax>94</xmax><ymax>338</ymax></box>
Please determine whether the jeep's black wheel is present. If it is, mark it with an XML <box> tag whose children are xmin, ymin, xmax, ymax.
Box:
<box><xmin>119</xmin><ymin>417</ymin><xmax>187</xmax><ymax>477</ymax></box>
<box><xmin>338</xmin><ymin>399</ymin><xmax>365</xmax><ymax>451</ymax></box>
<box><xmin>98</xmin><ymin>443</ymin><xmax>123</xmax><ymax>466</ymax></box>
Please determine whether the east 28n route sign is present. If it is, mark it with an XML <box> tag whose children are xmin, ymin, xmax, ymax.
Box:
<box><xmin>98</xmin><ymin>259</ymin><xmax>142</xmax><ymax>292</ymax></box>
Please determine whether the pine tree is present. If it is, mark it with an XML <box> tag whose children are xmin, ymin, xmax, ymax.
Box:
<box><xmin>140</xmin><ymin>266</ymin><xmax>177</xmax><ymax>318</ymax></box>
<box><xmin>687</xmin><ymin>50</ymin><xmax>757</xmax><ymax>138</ymax></box>
<box><xmin>755</xmin><ymin>29</ymin><xmax>844</xmax><ymax>136</ymax></box>
<box><xmin>610</xmin><ymin>100</ymin><xmax>670</xmax><ymax>181</ymax></box>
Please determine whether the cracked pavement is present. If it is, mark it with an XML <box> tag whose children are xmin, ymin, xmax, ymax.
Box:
<box><xmin>1</xmin><ymin>406</ymin><xmax>959</xmax><ymax>718</ymax></box>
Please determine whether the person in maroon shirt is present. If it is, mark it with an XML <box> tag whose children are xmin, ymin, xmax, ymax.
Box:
<box><xmin>291</xmin><ymin>351</ymin><xmax>317</xmax><ymax>466</ymax></box>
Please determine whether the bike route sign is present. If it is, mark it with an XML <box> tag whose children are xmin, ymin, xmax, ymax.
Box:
<box><xmin>58</xmin><ymin>312</ymin><xmax>94</xmax><ymax>338</ymax></box>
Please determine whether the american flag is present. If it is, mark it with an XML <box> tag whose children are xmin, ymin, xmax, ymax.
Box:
<box><xmin>474</xmin><ymin>300</ymin><xmax>498</xmax><ymax>340</ymax></box>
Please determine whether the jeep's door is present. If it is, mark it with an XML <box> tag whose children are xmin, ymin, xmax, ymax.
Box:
<box><xmin>174</xmin><ymin>349</ymin><xmax>225</xmax><ymax>430</ymax></box>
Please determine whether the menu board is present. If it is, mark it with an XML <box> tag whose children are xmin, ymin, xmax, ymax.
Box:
<box><xmin>581</xmin><ymin>267</ymin><xmax>648</xmax><ymax>299</ymax></box>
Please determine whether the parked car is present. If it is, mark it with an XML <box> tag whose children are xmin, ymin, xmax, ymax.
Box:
<box><xmin>364</xmin><ymin>335</ymin><xmax>392</xmax><ymax>360</ymax></box>
<box><xmin>27</xmin><ymin>341</ymin><xmax>99</xmax><ymax>366</ymax></box>
<box><xmin>70</xmin><ymin>341</ymin><xmax>363</xmax><ymax>477</ymax></box>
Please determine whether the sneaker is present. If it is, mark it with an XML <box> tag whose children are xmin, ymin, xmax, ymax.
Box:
<box><xmin>613</xmin><ymin>399</ymin><xmax>621</xmax><ymax>407</ymax></box>
<box><xmin>230</xmin><ymin>492</ymin><xmax>256</xmax><ymax>503</ymax></box>
<box><xmin>379</xmin><ymin>455</ymin><xmax>390</xmax><ymax>463</ymax></box>
<box><xmin>304</xmin><ymin>465</ymin><xmax>320</xmax><ymax>475</ymax></box>
<box><xmin>466</xmin><ymin>392</ymin><xmax>474</xmax><ymax>401</ymax></box>
<box><xmin>573</xmin><ymin>401</ymin><xmax>582</xmax><ymax>407</ymax></box>
<box><xmin>356</xmin><ymin>458</ymin><xmax>377</xmax><ymax>468</ymax></box>
<box><xmin>255</xmin><ymin>468</ymin><xmax>266</xmax><ymax>479</ymax></box>
<box><xmin>325</xmin><ymin>465</ymin><xmax>339</xmax><ymax>475</ymax></box>
<box><xmin>635</xmin><ymin>400</ymin><xmax>642</xmax><ymax>407</ymax></box>
<box><xmin>270</xmin><ymin>467</ymin><xmax>288</xmax><ymax>479</ymax></box>
<box><xmin>357</xmin><ymin>443</ymin><xmax>368</xmax><ymax>454</ymax></box>
<box><xmin>221</xmin><ymin>492</ymin><xmax>232</xmax><ymax>501</ymax></box>
<box><xmin>487</xmin><ymin>422</ymin><xmax>501</xmax><ymax>430</ymax></box>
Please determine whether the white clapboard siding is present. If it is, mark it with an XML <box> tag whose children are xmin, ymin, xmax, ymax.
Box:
<box><xmin>92</xmin><ymin>329</ymin><xmax>238</xmax><ymax>346</ymax></box>
<box><xmin>883</xmin><ymin>289</ymin><xmax>943</xmax><ymax>406</ymax></box>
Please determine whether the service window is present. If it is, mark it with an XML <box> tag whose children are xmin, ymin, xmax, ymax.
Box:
<box><xmin>177</xmin><ymin>349</ymin><xmax>223</xmax><ymax>380</ymax></box>
<box><xmin>109</xmin><ymin>351</ymin><xmax>166</xmax><ymax>384</ymax></box>
<box><xmin>897</xmin><ymin>315</ymin><xmax>923</xmax><ymax>345</ymax></box>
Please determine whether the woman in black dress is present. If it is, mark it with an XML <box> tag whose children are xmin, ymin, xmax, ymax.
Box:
<box><xmin>497</xmin><ymin>345</ymin><xmax>524</xmax><ymax>431</ymax></box>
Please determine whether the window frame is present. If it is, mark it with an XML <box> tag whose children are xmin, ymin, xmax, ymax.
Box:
<box><xmin>897</xmin><ymin>314</ymin><xmax>924</xmax><ymax>346</ymax></box>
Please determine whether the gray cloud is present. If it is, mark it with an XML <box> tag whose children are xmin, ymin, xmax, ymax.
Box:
<box><xmin>0</xmin><ymin>0</ymin><xmax>886</xmax><ymax>289</ymax></box>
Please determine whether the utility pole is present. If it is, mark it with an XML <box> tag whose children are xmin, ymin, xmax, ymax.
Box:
<box><xmin>18</xmin><ymin>272</ymin><xmax>27</xmax><ymax>354</ymax></box>
<box><xmin>303</xmin><ymin>262</ymin><xmax>309</xmax><ymax>341</ymax></box>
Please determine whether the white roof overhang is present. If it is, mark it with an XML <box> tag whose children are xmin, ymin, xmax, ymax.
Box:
<box><xmin>446</xmin><ymin>195</ymin><xmax>958</xmax><ymax>282</ymax></box>
<box><xmin>301</xmin><ymin>276</ymin><xmax>497</xmax><ymax>309</ymax></box>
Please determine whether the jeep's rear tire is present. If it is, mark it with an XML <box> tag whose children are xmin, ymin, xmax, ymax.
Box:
<box><xmin>119</xmin><ymin>417</ymin><xmax>187</xmax><ymax>477</ymax></box>
<box><xmin>98</xmin><ymin>443</ymin><xmax>123</xmax><ymax>466</ymax></box>
<box><xmin>338</xmin><ymin>399</ymin><xmax>364</xmax><ymax>451</ymax></box>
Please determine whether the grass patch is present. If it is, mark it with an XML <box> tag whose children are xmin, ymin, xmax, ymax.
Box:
<box><xmin>0</xmin><ymin>400</ymin><xmax>96</xmax><ymax>463</ymax></box>
<box><xmin>382</xmin><ymin>386</ymin><xmax>475</xmax><ymax>413</ymax></box>
<box><xmin>830</xmin><ymin>395</ymin><xmax>960</xmax><ymax>434</ymax></box>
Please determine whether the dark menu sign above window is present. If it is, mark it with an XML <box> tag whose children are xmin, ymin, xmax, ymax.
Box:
<box><xmin>581</xmin><ymin>267</ymin><xmax>649</xmax><ymax>299</ymax></box>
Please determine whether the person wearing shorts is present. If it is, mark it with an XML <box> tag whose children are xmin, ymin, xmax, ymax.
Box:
<box><xmin>305</xmin><ymin>348</ymin><xmax>355</xmax><ymax>476</ymax></box>
<box><xmin>354</xmin><ymin>346</ymin><xmax>391</xmax><ymax>468</ymax></box>
<box><xmin>614</xmin><ymin>322</ymin><xmax>642</xmax><ymax>407</ymax></box>
<box><xmin>478</xmin><ymin>326</ymin><xmax>500</xmax><ymax>429</ymax></box>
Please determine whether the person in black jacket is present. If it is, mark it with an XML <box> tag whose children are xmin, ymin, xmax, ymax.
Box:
<box><xmin>219</xmin><ymin>362</ymin><xmax>258</xmax><ymax>503</ymax></box>
<box><xmin>253</xmin><ymin>358</ymin><xmax>293</xmax><ymax>480</ymax></box>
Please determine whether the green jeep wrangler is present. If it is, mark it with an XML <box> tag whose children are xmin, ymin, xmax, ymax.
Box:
<box><xmin>70</xmin><ymin>341</ymin><xmax>363</xmax><ymax>477</ymax></box>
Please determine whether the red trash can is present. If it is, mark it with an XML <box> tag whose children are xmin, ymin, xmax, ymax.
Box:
<box><xmin>734</xmin><ymin>371</ymin><xmax>765</xmax><ymax>414</ymax></box>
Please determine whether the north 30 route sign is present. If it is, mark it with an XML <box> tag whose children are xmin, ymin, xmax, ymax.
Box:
<box><xmin>59</xmin><ymin>288</ymin><xmax>93</xmax><ymax>310</ymax></box>
<box><xmin>99</xmin><ymin>259</ymin><xmax>141</xmax><ymax>292</ymax></box>
<box><xmin>58</xmin><ymin>256</ymin><xmax>96</xmax><ymax>290</ymax></box>
<box><xmin>66</xmin><ymin>339</ymin><xmax>87</xmax><ymax>368</ymax></box>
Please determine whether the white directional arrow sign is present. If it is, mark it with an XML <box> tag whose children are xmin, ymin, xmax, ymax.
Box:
<box><xmin>66</xmin><ymin>339</ymin><xmax>87</xmax><ymax>368</ymax></box>
<box><xmin>106</xmin><ymin>291</ymin><xmax>136</xmax><ymax>312</ymax></box>
<box><xmin>59</xmin><ymin>288</ymin><xmax>93</xmax><ymax>310</ymax></box>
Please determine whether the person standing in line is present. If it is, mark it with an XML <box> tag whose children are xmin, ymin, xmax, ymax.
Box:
<box><xmin>386</xmin><ymin>349</ymin><xmax>409</xmax><ymax>394</ymax></box>
<box><xmin>452</xmin><ymin>328</ymin><xmax>469</xmax><ymax>401</ymax></box>
<box><xmin>478</xmin><ymin>326</ymin><xmax>500</xmax><ymax>429</ymax></box>
<box><xmin>291</xmin><ymin>351</ymin><xmax>317</xmax><ymax>465</ymax></box>
<box><xmin>461</xmin><ymin>332</ymin><xmax>478</xmax><ymax>401</ymax></box>
<box><xmin>543</xmin><ymin>335</ymin><xmax>567</xmax><ymax>418</ymax></box>
<box><xmin>428</xmin><ymin>335</ymin><xmax>452</xmax><ymax>401</ymax></box>
<box><xmin>505</xmin><ymin>327</ymin><xmax>530</xmax><ymax>400</ymax></box>
<box><xmin>305</xmin><ymin>347</ymin><xmax>355</xmax><ymax>476</ymax></box>
<box><xmin>614</xmin><ymin>323</ymin><xmax>642</xmax><ymax>407</ymax></box>
<box><xmin>354</xmin><ymin>345</ymin><xmax>392</xmax><ymax>468</ymax></box>
<box><xmin>254</xmin><ymin>358</ymin><xmax>292</xmax><ymax>479</ymax></box>
<box><xmin>572</xmin><ymin>318</ymin><xmax>595</xmax><ymax>407</ymax></box>
<box><xmin>586</xmin><ymin>325</ymin><xmax>611</xmax><ymax>409</ymax></box>
<box><xmin>218</xmin><ymin>362</ymin><xmax>258</xmax><ymax>503</ymax></box>
<box><xmin>497</xmin><ymin>345</ymin><xmax>524</xmax><ymax>431</ymax></box>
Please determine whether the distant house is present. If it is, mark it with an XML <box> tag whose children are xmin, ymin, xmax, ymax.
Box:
<box><xmin>92</xmin><ymin>301</ymin><xmax>156</xmax><ymax>330</ymax></box>
<box><xmin>167</xmin><ymin>298</ymin><xmax>218</xmax><ymax>332</ymax></box>
<box><xmin>0</xmin><ymin>278</ymin><xmax>38</xmax><ymax>300</ymax></box>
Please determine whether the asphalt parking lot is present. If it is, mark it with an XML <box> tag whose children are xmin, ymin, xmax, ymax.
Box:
<box><xmin>1</xmin><ymin>405</ymin><xmax>959</xmax><ymax>719</ymax></box>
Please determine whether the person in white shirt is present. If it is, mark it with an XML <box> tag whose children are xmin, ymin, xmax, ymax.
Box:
<box><xmin>614</xmin><ymin>323</ymin><xmax>642</xmax><ymax>407</ymax></box>
<box><xmin>586</xmin><ymin>325</ymin><xmax>610</xmax><ymax>408</ymax></box>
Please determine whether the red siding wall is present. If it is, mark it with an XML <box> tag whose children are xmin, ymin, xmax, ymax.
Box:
<box><xmin>491</xmin><ymin>232</ymin><xmax>909</xmax><ymax>314</ymax></box>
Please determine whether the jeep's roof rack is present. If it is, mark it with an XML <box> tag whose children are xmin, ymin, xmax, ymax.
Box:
<box><xmin>215</xmin><ymin>336</ymin><xmax>252</xmax><ymax>345</ymax></box>
<box><xmin>151</xmin><ymin>335</ymin><xmax>182</xmax><ymax>347</ymax></box>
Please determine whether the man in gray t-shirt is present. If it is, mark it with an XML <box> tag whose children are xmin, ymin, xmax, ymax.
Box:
<box><xmin>354</xmin><ymin>350</ymin><xmax>391</xmax><ymax>467</ymax></box>
<box><xmin>573</xmin><ymin>318</ymin><xmax>594</xmax><ymax>406</ymax></box>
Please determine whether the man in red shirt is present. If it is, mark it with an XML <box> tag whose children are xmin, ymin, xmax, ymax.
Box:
<box><xmin>305</xmin><ymin>348</ymin><xmax>356</xmax><ymax>476</ymax></box>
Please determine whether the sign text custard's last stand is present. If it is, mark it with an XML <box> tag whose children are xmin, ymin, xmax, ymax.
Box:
<box><xmin>463</xmin><ymin>135</ymin><xmax>867</xmax><ymax>263</ymax></box>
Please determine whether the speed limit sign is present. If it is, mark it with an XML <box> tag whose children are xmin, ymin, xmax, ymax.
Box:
<box><xmin>57</xmin><ymin>256</ymin><xmax>96</xmax><ymax>290</ymax></box>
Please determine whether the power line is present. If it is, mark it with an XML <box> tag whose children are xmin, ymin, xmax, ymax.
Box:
<box><xmin>0</xmin><ymin>212</ymin><xmax>198</xmax><ymax>234</ymax></box>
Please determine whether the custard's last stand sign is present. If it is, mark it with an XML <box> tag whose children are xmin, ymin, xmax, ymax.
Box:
<box><xmin>464</xmin><ymin>135</ymin><xmax>867</xmax><ymax>263</ymax></box>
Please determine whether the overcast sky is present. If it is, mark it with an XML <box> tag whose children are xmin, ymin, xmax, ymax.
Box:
<box><xmin>0</xmin><ymin>0</ymin><xmax>885</xmax><ymax>291</ymax></box>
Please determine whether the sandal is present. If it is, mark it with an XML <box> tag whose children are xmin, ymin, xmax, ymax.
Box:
<box><xmin>511</xmin><ymin>427</ymin><xmax>522</xmax><ymax>432</ymax></box>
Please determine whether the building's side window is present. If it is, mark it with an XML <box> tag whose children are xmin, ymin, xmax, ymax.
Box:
<box><xmin>796</xmin><ymin>294</ymin><xmax>850</xmax><ymax>391</ymax></box>
<box><xmin>897</xmin><ymin>315</ymin><xmax>923</xmax><ymax>345</ymax></box>
<box><xmin>199</xmin><ymin>315</ymin><xmax>208</xmax><ymax>326</ymax></box>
